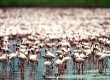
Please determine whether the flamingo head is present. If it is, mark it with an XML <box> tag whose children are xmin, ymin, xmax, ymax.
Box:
<box><xmin>59</xmin><ymin>55</ymin><xmax>63</xmax><ymax>60</ymax></box>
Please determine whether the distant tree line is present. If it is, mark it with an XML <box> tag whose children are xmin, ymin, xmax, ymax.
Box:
<box><xmin>0</xmin><ymin>0</ymin><xmax>110</xmax><ymax>7</ymax></box>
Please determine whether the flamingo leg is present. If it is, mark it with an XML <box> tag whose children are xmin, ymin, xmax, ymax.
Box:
<box><xmin>81</xmin><ymin>63</ymin><xmax>84</xmax><ymax>74</ymax></box>
<box><xmin>3</xmin><ymin>61</ymin><xmax>7</xmax><ymax>80</ymax></box>
<box><xmin>102</xmin><ymin>61</ymin><xmax>104</xmax><ymax>73</ymax></box>
<box><xmin>20</xmin><ymin>61</ymin><xmax>22</xmax><ymax>80</ymax></box>
<box><xmin>10</xmin><ymin>60</ymin><xmax>14</xmax><ymax>80</ymax></box>
<box><xmin>20</xmin><ymin>61</ymin><xmax>24</xmax><ymax>80</ymax></box>
<box><xmin>77</xmin><ymin>63</ymin><xmax>80</xmax><ymax>75</ymax></box>
<box><xmin>43</xmin><ymin>67</ymin><xmax>46</xmax><ymax>78</ymax></box>
<box><xmin>98</xmin><ymin>61</ymin><xmax>100</xmax><ymax>71</ymax></box>
<box><xmin>76</xmin><ymin>63</ymin><xmax>78</xmax><ymax>75</ymax></box>
<box><xmin>23</xmin><ymin>61</ymin><xmax>24</xmax><ymax>80</ymax></box>
<box><xmin>73</xmin><ymin>62</ymin><xmax>75</xmax><ymax>74</ymax></box>
<box><xmin>105</xmin><ymin>59</ymin><xmax>108</xmax><ymax>74</ymax></box>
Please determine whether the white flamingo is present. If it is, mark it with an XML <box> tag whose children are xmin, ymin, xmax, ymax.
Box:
<box><xmin>43</xmin><ymin>61</ymin><xmax>53</xmax><ymax>78</ymax></box>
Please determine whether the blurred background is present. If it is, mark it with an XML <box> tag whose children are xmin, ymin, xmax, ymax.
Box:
<box><xmin>0</xmin><ymin>0</ymin><xmax>110</xmax><ymax>7</ymax></box>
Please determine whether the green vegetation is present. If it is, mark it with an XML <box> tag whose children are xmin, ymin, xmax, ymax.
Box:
<box><xmin>0</xmin><ymin>0</ymin><xmax>110</xmax><ymax>7</ymax></box>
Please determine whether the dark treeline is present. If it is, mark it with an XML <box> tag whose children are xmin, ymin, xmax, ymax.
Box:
<box><xmin>0</xmin><ymin>0</ymin><xmax>110</xmax><ymax>7</ymax></box>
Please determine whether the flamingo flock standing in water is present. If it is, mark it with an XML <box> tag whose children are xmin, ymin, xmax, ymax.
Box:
<box><xmin>0</xmin><ymin>8</ymin><xmax>110</xmax><ymax>80</ymax></box>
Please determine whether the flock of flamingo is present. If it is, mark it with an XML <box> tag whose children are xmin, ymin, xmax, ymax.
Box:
<box><xmin>0</xmin><ymin>8</ymin><xmax>110</xmax><ymax>79</ymax></box>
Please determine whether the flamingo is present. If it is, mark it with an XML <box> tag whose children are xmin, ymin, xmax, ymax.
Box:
<box><xmin>55</xmin><ymin>57</ymin><xmax>64</xmax><ymax>76</ymax></box>
<box><xmin>28</xmin><ymin>49</ymin><xmax>38</xmax><ymax>70</ymax></box>
<box><xmin>95</xmin><ymin>52</ymin><xmax>109</xmax><ymax>74</ymax></box>
<box><xmin>71</xmin><ymin>52</ymin><xmax>86</xmax><ymax>74</ymax></box>
<box><xmin>8</xmin><ymin>47</ymin><xmax>19</xmax><ymax>80</ymax></box>
<box><xmin>43</xmin><ymin>61</ymin><xmax>53</xmax><ymax>78</ymax></box>
<box><xmin>17</xmin><ymin>50</ymin><xmax>27</xmax><ymax>80</ymax></box>
<box><xmin>42</xmin><ymin>50</ymin><xmax>55</xmax><ymax>61</ymax></box>
<box><xmin>62</xmin><ymin>56</ymin><xmax>71</xmax><ymax>73</ymax></box>
<box><xmin>55</xmin><ymin>50</ymin><xmax>63</xmax><ymax>57</ymax></box>
<box><xmin>0</xmin><ymin>48</ymin><xmax>9</xmax><ymax>80</ymax></box>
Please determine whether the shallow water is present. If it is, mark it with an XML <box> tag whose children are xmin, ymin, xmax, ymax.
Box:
<box><xmin>0</xmin><ymin>40</ymin><xmax>109</xmax><ymax>80</ymax></box>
